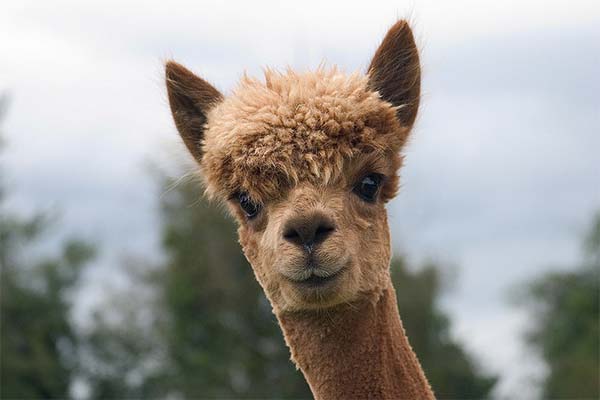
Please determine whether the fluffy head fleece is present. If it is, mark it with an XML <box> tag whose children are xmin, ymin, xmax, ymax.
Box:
<box><xmin>165</xmin><ymin>20</ymin><xmax>434</xmax><ymax>400</ymax></box>
<box><xmin>200</xmin><ymin>68</ymin><xmax>408</xmax><ymax>203</ymax></box>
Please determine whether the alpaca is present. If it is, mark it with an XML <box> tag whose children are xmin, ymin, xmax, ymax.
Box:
<box><xmin>165</xmin><ymin>20</ymin><xmax>435</xmax><ymax>399</ymax></box>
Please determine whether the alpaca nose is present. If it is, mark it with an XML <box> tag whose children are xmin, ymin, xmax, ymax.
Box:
<box><xmin>282</xmin><ymin>212</ymin><xmax>336</xmax><ymax>252</ymax></box>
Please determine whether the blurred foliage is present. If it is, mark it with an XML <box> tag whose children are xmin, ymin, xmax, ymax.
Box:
<box><xmin>0</xmin><ymin>224</ymin><xmax>94</xmax><ymax>399</ymax></box>
<box><xmin>519</xmin><ymin>213</ymin><xmax>600</xmax><ymax>399</ymax></box>
<box><xmin>0</xmin><ymin>104</ymin><xmax>96</xmax><ymax>398</ymax></box>
<box><xmin>80</xmin><ymin>175</ymin><xmax>497</xmax><ymax>399</ymax></box>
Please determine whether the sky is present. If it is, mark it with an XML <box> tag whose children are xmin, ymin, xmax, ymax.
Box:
<box><xmin>1</xmin><ymin>1</ymin><xmax>599</xmax><ymax>398</ymax></box>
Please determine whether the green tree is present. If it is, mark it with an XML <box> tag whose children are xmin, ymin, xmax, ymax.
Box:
<box><xmin>0</xmin><ymin>98</ymin><xmax>96</xmax><ymax>399</ymax></box>
<box><xmin>0</xmin><ymin>230</ymin><xmax>94</xmax><ymax>399</ymax></box>
<box><xmin>519</xmin><ymin>213</ymin><xmax>600</xmax><ymax>399</ymax></box>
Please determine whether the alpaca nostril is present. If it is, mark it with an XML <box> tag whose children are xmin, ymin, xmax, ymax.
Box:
<box><xmin>282</xmin><ymin>213</ymin><xmax>336</xmax><ymax>250</ymax></box>
<box><xmin>283</xmin><ymin>227</ymin><xmax>301</xmax><ymax>242</ymax></box>
<box><xmin>314</xmin><ymin>224</ymin><xmax>335</xmax><ymax>244</ymax></box>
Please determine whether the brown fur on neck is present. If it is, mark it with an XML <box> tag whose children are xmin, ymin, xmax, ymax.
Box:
<box><xmin>279</xmin><ymin>280</ymin><xmax>434</xmax><ymax>400</ymax></box>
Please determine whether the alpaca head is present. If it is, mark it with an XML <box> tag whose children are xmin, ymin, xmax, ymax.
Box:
<box><xmin>166</xmin><ymin>21</ymin><xmax>420</xmax><ymax>313</ymax></box>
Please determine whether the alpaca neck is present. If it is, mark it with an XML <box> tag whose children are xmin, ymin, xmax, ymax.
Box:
<box><xmin>277</xmin><ymin>279</ymin><xmax>434</xmax><ymax>400</ymax></box>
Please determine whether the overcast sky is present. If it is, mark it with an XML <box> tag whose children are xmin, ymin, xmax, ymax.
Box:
<box><xmin>1</xmin><ymin>1</ymin><xmax>599</xmax><ymax>398</ymax></box>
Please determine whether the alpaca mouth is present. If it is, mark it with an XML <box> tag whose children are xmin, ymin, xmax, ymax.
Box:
<box><xmin>298</xmin><ymin>273</ymin><xmax>338</xmax><ymax>287</ymax></box>
<box><xmin>289</xmin><ymin>267</ymin><xmax>345</xmax><ymax>288</ymax></box>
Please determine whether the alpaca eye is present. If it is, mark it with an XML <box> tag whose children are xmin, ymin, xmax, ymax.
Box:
<box><xmin>354</xmin><ymin>174</ymin><xmax>383</xmax><ymax>202</ymax></box>
<box><xmin>238</xmin><ymin>192</ymin><xmax>261</xmax><ymax>219</ymax></box>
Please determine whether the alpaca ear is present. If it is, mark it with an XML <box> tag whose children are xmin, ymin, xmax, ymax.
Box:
<box><xmin>165</xmin><ymin>61</ymin><xmax>223</xmax><ymax>163</ymax></box>
<box><xmin>368</xmin><ymin>20</ymin><xmax>421</xmax><ymax>128</ymax></box>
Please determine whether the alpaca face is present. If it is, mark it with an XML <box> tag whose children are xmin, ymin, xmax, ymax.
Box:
<box><xmin>166</xmin><ymin>21</ymin><xmax>420</xmax><ymax>313</ymax></box>
<box><xmin>232</xmin><ymin>152</ymin><xmax>397</xmax><ymax>312</ymax></box>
